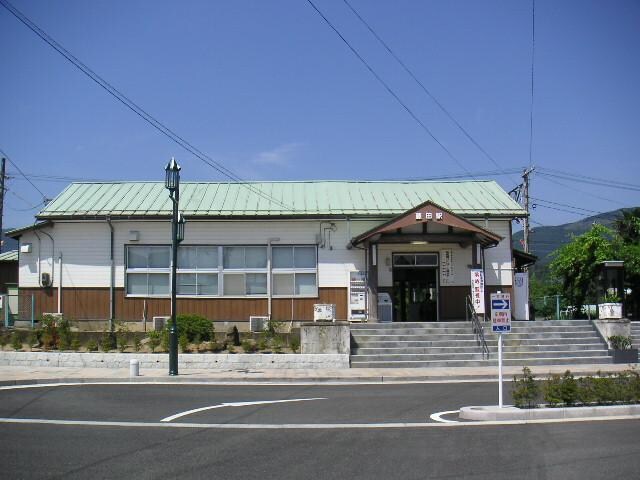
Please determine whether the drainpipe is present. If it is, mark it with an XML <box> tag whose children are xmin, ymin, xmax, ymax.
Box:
<box><xmin>267</xmin><ymin>237</ymin><xmax>280</xmax><ymax>319</ymax></box>
<box><xmin>57</xmin><ymin>253</ymin><xmax>62</xmax><ymax>314</ymax></box>
<box><xmin>41</xmin><ymin>230</ymin><xmax>54</xmax><ymax>287</ymax></box>
<box><xmin>33</xmin><ymin>229</ymin><xmax>41</xmax><ymax>282</ymax></box>
<box><xmin>106</xmin><ymin>218</ymin><xmax>116</xmax><ymax>334</ymax></box>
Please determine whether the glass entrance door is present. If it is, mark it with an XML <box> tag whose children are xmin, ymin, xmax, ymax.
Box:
<box><xmin>393</xmin><ymin>267</ymin><xmax>438</xmax><ymax>322</ymax></box>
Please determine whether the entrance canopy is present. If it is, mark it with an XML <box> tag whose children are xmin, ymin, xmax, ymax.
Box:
<box><xmin>350</xmin><ymin>200</ymin><xmax>502</xmax><ymax>247</ymax></box>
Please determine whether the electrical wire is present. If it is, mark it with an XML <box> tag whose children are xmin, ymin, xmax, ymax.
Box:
<box><xmin>306</xmin><ymin>2</ymin><xmax>470</xmax><ymax>177</ymax></box>
<box><xmin>537</xmin><ymin>170</ymin><xmax>640</xmax><ymax>192</ymax></box>
<box><xmin>341</xmin><ymin>0</ymin><xmax>519</xmax><ymax>184</ymax></box>
<box><xmin>531</xmin><ymin>197</ymin><xmax>605</xmax><ymax>215</ymax></box>
<box><xmin>0</xmin><ymin>148</ymin><xmax>48</xmax><ymax>202</ymax></box>
<box><xmin>535</xmin><ymin>173</ymin><xmax>627</xmax><ymax>207</ymax></box>
<box><xmin>528</xmin><ymin>0</ymin><xmax>536</xmax><ymax>168</ymax></box>
<box><xmin>0</xmin><ymin>0</ymin><xmax>297</xmax><ymax>212</ymax></box>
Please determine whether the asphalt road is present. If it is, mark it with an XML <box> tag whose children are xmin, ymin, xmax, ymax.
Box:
<box><xmin>1</xmin><ymin>382</ymin><xmax>639</xmax><ymax>479</ymax></box>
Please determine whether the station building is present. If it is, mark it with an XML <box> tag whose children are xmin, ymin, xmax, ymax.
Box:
<box><xmin>9</xmin><ymin>180</ymin><xmax>529</xmax><ymax>329</ymax></box>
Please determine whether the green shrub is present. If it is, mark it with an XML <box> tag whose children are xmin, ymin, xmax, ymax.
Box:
<box><xmin>133</xmin><ymin>336</ymin><xmax>142</xmax><ymax>352</ymax></box>
<box><xmin>179</xmin><ymin>333</ymin><xmax>189</xmax><ymax>353</ymax></box>
<box><xmin>512</xmin><ymin>367</ymin><xmax>540</xmax><ymax>408</ymax></box>
<box><xmin>118</xmin><ymin>336</ymin><xmax>128</xmax><ymax>353</ymax></box>
<box><xmin>227</xmin><ymin>344</ymin><xmax>235</xmax><ymax>354</ymax></box>
<box><xmin>609</xmin><ymin>335</ymin><xmax>632</xmax><ymax>350</ymax></box>
<box><xmin>0</xmin><ymin>333</ymin><xmax>8</xmax><ymax>349</ymax></box>
<box><xmin>100</xmin><ymin>331</ymin><xmax>114</xmax><ymax>352</ymax></box>
<box><xmin>86</xmin><ymin>339</ymin><xmax>98</xmax><ymax>352</ymax></box>
<box><xmin>70</xmin><ymin>335</ymin><xmax>81</xmax><ymax>352</ymax></box>
<box><xmin>11</xmin><ymin>331</ymin><xmax>22</xmax><ymax>351</ymax></box>
<box><xmin>160</xmin><ymin>329</ymin><xmax>169</xmax><ymax>352</ymax></box>
<box><xmin>57</xmin><ymin>317</ymin><xmax>72</xmax><ymax>350</ymax></box>
<box><xmin>559</xmin><ymin>370</ymin><xmax>578</xmax><ymax>406</ymax></box>
<box><xmin>289</xmin><ymin>337</ymin><xmax>300</xmax><ymax>353</ymax></box>
<box><xmin>257</xmin><ymin>337</ymin><xmax>268</xmax><ymax>351</ymax></box>
<box><xmin>148</xmin><ymin>331</ymin><xmax>161</xmax><ymax>353</ymax></box>
<box><xmin>39</xmin><ymin>314</ymin><xmax>59</xmax><ymax>349</ymax></box>
<box><xmin>543</xmin><ymin>374</ymin><xmax>563</xmax><ymax>407</ymax></box>
<box><xmin>27</xmin><ymin>330</ymin><xmax>39</xmax><ymax>350</ymax></box>
<box><xmin>173</xmin><ymin>314</ymin><xmax>213</xmax><ymax>342</ymax></box>
<box><xmin>241</xmin><ymin>338</ymin><xmax>258</xmax><ymax>353</ymax></box>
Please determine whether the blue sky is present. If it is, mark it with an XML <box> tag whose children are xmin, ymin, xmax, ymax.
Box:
<box><xmin>1</xmin><ymin>0</ymin><xmax>639</xmax><ymax>232</ymax></box>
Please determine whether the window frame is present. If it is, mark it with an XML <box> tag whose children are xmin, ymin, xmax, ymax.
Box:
<box><xmin>271</xmin><ymin>245</ymin><xmax>318</xmax><ymax>298</ymax></box>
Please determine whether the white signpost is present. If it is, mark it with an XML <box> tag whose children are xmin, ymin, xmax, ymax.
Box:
<box><xmin>491</xmin><ymin>292</ymin><xmax>511</xmax><ymax>408</ymax></box>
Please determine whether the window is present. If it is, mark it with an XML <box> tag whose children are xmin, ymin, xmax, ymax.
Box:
<box><xmin>126</xmin><ymin>244</ymin><xmax>313</xmax><ymax>298</ymax></box>
<box><xmin>392</xmin><ymin>253</ymin><xmax>439</xmax><ymax>268</ymax></box>
<box><xmin>126</xmin><ymin>246</ymin><xmax>170</xmax><ymax>296</ymax></box>
<box><xmin>220</xmin><ymin>246</ymin><xmax>268</xmax><ymax>296</ymax></box>
<box><xmin>176</xmin><ymin>246</ymin><xmax>219</xmax><ymax>297</ymax></box>
<box><xmin>272</xmin><ymin>246</ymin><xmax>318</xmax><ymax>297</ymax></box>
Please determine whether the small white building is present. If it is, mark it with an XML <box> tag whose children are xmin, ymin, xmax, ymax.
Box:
<box><xmin>9</xmin><ymin>180</ymin><xmax>528</xmax><ymax>329</ymax></box>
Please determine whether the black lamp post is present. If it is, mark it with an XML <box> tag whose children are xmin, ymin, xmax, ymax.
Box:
<box><xmin>165</xmin><ymin>157</ymin><xmax>184</xmax><ymax>375</ymax></box>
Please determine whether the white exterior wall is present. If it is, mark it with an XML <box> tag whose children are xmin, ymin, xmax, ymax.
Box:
<box><xmin>18</xmin><ymin>219</ymin><xmax>378</xmax><ymax>290</ymax></box>
<box><xmin>17</xmin><ymin>218</ymin><xmax>513</xmax><ymax>290</ymax></box>
<box><xmin>474</xmin><ymin>219</ymin><xmax>513</xmax><ymax>286</ymax></box>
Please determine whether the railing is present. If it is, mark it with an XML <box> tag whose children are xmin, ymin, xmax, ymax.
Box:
<box><xmin>466</xmin><ymin>295</ymin><xmax>490</xmax><ymax>359</ymax></box>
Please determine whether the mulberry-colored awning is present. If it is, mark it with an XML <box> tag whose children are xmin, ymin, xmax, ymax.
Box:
<box><xmin>350</xmin><ymin>200</ymin><xmax>502</xmax><ymax>247</ymax></box>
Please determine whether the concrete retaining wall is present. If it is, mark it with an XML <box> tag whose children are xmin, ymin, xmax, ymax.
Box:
<box><xmin>0</xmin><ymin>352</ymin><xmax>350</xmax><ymax>370</ymax></box>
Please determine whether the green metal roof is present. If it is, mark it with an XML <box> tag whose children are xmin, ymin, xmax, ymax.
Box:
<box><xmin>0</xmin><ymin>250</ymin><xmax>18</xmax><ymax>262</ymax></box>
<box><xmin>36</xmin><ymin>180</ymin><xmax>526</xmax><ymax>219</ymax></box>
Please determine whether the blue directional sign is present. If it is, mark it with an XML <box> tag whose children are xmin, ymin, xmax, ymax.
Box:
<box><xmin>491</xmin><ymin>299</ymin><xmax>510</xmax><ymax>310</ymax></box>
<box><xmin>491</xmin><ymin>293</ymin><xmax>512</xmax><ymax>334</ymax></box>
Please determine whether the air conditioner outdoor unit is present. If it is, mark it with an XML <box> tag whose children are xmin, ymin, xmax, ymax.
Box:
<box><xmin>152</xmin><ymin>316</ymin><xmax>170</xmax><ymax>331</ymax></box>
<box><xmin>249</xmin><ymin>316</ymin><xmax>269</xmax><ymax>332</ymax></box>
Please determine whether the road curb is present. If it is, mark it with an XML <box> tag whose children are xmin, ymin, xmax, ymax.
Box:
<box><xmin>459</xmin><ymin>404</ymin><xmax>640</xmax><ymax>421</ymax></box>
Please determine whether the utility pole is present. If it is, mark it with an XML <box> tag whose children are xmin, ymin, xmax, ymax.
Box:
<box><xmin>522</xmin><ymin>166</ymin><xmax>535</xmax><ymax>253</ymax></box>
<box><xmin>0</xmin><ymin>157</ymin><xmax>5</xmax><ymax>254</ymax></box>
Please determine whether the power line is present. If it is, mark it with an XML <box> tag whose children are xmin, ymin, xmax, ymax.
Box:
<box><xmin>531</xmin><ymin>197</ymin><xmax>605</xmax><ymax>215</ymax></box>
<box><xmin>535</xmin><ymin>173</ymin><xmax>627</xmax><ymax>207</ymax></box>
<box><xmin>538</xmin><ymin>167</ymin><xmax>640</xmax><ymax>189</ymax></box>
<box><xmin>0</xmin><ymin>0</ymin><xmax>296</xmax><ymax>212</ymax></box>
<box><xmin>537</xmin><ymin>169</ymin><xmax>640</xmax><ymax>192</ymax></box>
<box><xmin>0</xmin><ymin>149</ymin><xmax>48</xmax><ymax>202</ymax></box>
<box><xmin>306</xmin><ymin>1</ymin><xmax>475</xmax><ymax>179</ymax></box>
<box><xmin>341</xmin><ymin>0</ymin><xmax>519</xmax><ymax>184</ymax></box>
<box><xmin>528</xmin><ymin>0</ymin><xmax>536</xmax><ymax>168</ymax></box>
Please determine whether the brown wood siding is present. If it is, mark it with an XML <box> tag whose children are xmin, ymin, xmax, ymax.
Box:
<box><xmin>21</xmin><ymin>287</ymin><xmax>347</xmax><ymax>322</ymax></box>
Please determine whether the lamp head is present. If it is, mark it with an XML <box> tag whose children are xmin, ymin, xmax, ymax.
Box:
<box><xmin>164</xmin><ymin>157</ymin><xmax>181</xmax><ymax>190</ymax></box>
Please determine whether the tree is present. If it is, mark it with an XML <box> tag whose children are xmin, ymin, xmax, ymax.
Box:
<box><xmin>614</xmin><ymin>208</ymin><xmax>640</xmax><ymax>244</ymax></box>
<box><xmin>549</xmin><ymin>224</ymin><xmax>614</xmax><ymax>317</ymax></box>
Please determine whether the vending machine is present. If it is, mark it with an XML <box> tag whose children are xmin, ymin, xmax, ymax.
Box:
<box><xmin>349</xmin><ymin>270</ymin><xmax>367</xmax><ymax>321</ymax></box>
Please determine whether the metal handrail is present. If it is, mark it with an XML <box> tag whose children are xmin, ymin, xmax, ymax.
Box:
<box><xmin>466</xmin><ymin>295</ymin><xmax>490</xmax><ymax>359</ymax></box>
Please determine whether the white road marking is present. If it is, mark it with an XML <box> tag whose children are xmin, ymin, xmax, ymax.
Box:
<box><xmin>160</xmin><ymin>397</ymin><xmax>328</xmax><ymax>422</ymax></box>
<box><xmin>429</xmin><ymin>410</ymin><xmax>460</xmax><ymax>423</ymax></box>
<box><xmin>0</xmin><ymin>416</ymin><xmax>638</xmax><ymax>429</ymax></box>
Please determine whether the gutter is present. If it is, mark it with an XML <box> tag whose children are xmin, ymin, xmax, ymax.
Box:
<box><xmin>106</xmin><ymin>218</ymin><xmax>115</xmax><ymax>330</ymax></box>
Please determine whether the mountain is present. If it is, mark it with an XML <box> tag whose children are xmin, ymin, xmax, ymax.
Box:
<box><xmin>512</xmin><ymin>208</ymin><xmax>634</xmax><ymax>275</ymax></box>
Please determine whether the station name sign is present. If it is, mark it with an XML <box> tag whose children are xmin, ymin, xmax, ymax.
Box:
<box><xmin>415</xmin><ymin>211</ymin><xmax>444</xmax><ymax>221</ymax></box>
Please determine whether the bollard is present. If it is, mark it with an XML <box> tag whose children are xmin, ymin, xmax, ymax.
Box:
<box><xmin>130</xmin><ymin>359</ymin><xmax>140</xmax><ymax>377</ymax></box>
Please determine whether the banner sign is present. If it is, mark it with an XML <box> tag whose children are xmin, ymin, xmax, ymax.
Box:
<box><xmin>439</xmin><ymin>249</ymin><xmax>454</xmax><ymax>285</ymax></box>
<box><xmin>470</xmin><ymin>269</ymin><xmax>485</xmax><ymax>314</ymax></box>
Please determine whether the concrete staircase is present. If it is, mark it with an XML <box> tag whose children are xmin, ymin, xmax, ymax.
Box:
<box><xmin>350</xmin><ymin>320</ymin><xmax>612</xmax><ymax>368</ymax></box>
<box><xmin>632</xmin><ymin>322</ymin><xmax>640</xmax><ymax>348</ymax></box>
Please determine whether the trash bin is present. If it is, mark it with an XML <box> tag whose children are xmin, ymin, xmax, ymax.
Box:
<box><xmin>377</xmin><ymin>293</ymin><xmax>393</xmax><ymax>323</ymax></box>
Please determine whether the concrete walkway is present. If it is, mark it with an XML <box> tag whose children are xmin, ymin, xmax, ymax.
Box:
<box><xmin>0</xmin><ymin>363</ymin><xmax>636</xmax><ymax>386</ymax></box>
